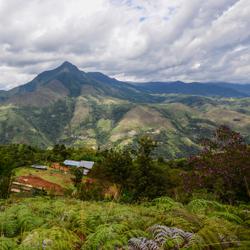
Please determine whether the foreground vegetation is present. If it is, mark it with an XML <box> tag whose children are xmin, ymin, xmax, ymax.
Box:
<box><xmin>0</xmin><ymin>126</ymin><xmax>249</xmax><ymax>249</ymax></box>
<box><xmin>0</xmin><ymin>196</ymin><xmax>249</xmax><ymax>249</ymax></box>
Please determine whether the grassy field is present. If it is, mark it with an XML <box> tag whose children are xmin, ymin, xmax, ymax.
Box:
<box><xmin>14</xmin><ymin>167</ymin><xmax>74</xmax><ymax>189</ymax></box>
<box><xmin>0</xmin><ymin>197</ymin><xmax>249</xmax><ymax>249</ymax></box>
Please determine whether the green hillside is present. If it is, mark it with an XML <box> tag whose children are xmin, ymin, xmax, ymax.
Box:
<box><xmin>0</xmin><ymin>95</ymin><xmax>250</xmax><ymax>158</ymax></box>
<box><xmin>0</xmin><ymin>62</ymin><xmax>250</xmax><ymax>158</ymax></box>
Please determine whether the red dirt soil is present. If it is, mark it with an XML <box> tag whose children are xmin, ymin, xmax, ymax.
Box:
<box><xmin>18</xmin><ymin>175</ymin><xmax>63</xmax><ymax>193</ymax></box>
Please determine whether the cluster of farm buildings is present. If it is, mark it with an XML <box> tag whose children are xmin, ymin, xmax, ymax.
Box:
<box><xmin>11</xmin><ymin>159</ymin><xmax>94</xmax><ymax>195</ymax></box>
<box><xmin>32</xmin><ymin>160</ymin><xmax>94</xmax><ymax>174</ymax></box>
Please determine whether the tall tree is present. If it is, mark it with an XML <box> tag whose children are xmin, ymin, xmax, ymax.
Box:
<box><xmin>0</xmin><ymin>144</ymin><xmax>41</xmax><ymax>198</ymax></box>
<box><xmin>71</xmin><ymin>167</ymin><xmax>84</xmax><ymax>187</ymax></box>
<box><xmin>133</xmin><ymin>136</ymin><xmax>168</xmax><ymax>200</ymax></box>
<box><xmin>91</xmin><ymin>148</ymin><xmax>134</xmax><ymax>192</ymax></box>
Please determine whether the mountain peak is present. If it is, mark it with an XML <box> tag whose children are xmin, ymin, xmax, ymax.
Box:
<box><xmin>57</xmin><ymin>61</ymin><xmax>79</xmax><ymax>72</ymax></box>
<box><xmin>61</xmin><ymin>61</ymin><xmax>74</xmax><ymax>67</ymax></box>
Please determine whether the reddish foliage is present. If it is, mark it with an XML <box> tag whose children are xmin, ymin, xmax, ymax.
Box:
<box><xmin>185</xmin><ymin>126</ymin><xmax>250</xmax><ymax>203</ymax></box>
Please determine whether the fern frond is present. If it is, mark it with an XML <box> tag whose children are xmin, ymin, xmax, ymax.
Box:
<box><xmin>171</xmin><ymin>208</ymin><xmax>203</xmax><ymax>231</ymax></box>
<box><xmin>148</xmin><ymin>225</ymin><xmax>193</xmax><ymax>248</ymax></box>
<box><xmin>83</xmin><ymin>223</ymin><xmax>129</xmax><ymax>250</ymax></box>
<box><xmin>0</xmin><ymin>237</ymin><xmax>17</xmax><ymax>250</ymax></box>
<box><xmin>195</xmin><ymin>217</ymin><xmax>239</xmax><ymax>249</ymax></box>
<box><xmin>187</xmin><ymin>199</ymin><xmax>225</xmax><ymax>214</ymax></box>
<box><xmin>151</xmin><ymin>197</ymin><xmax>183</xmax><ymax>211</ymax></box>
<box><xmin>210</xmin><ymin>211</ymin><xmax>243</xmax><ymax>224</ymax></box>
<box><xmin>128</xmin><ymin>237</ymin><xmax>159</xmax><ymax>250</ymax></box>
<box><xmin>125</xmin><ymin>229</ymin><xmax>149</xmax><ymax>239</ymax></box>
<box><xmin>20</xmin><ymin>226</ymin><xmax>79</xmax><ymax>250</ymax></box>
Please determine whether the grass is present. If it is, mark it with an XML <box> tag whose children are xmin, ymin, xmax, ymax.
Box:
<box><xmin>97</xmin><ymin>118</ymin><xmax>112</xmax><ymax>132</ymax></box>
<box><xmin>14</xmin><ymin>167</ymin><xmax>74</xmax><ymax>189</ymax></box>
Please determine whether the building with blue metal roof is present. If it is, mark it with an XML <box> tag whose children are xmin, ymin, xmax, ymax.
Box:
<box><xmin>63</xmin><ymin>160</ymin><xmax>94</xmax><ymax>175</ymax></box>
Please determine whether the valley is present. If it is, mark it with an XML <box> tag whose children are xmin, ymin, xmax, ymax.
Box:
<box><xmin>0</xmin><ymin>62</ymin><xmax>250</xmax><ymax>158</ymax></box>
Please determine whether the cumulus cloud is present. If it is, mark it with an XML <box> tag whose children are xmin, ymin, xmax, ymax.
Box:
<box><xmin>0</xmin><ymin>0</ymin><xmax>249</xmax><ymax>89</ymax></box>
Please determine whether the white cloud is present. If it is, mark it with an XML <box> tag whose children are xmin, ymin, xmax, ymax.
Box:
<box><xmin>0</xmin><ymin>0</ymin><xmax>249</xmax><ymax>89</ymax></box>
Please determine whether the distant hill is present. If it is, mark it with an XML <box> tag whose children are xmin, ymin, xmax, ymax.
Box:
<box><xmin>0</xmin><ymin>62</ymin><xmax>250</xmax><ymax>158</ymax></box>
<box><xmin>131</xmin><ymin>81</ymin><xmax>250</xmax><ymax>97</ymax></box>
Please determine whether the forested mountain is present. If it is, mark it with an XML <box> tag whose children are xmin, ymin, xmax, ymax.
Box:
<box><xmin>0</xmin><ymin>62</ymin><xmax>250</xmax><ymax>158</ymax></box>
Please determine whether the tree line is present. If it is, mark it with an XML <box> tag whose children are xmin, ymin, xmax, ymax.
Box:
<box><xmin>0</xmin><ymin>125</ymin><xmax>249</xmax><ymax>204</ymax></box>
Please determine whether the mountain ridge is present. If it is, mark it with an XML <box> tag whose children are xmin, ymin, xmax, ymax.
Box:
<box><xmin>1</xmin><ymin>62</ymin><xmax>162</xmax><ymax>106</ymax></box>
<box><xmin>1</xmin><ymin>61</ymin><xmax>250</xmax><ymax>101</ymax></box>
<box><xmin>0</xmin><ymin>62</ymin><xmax>250</xmax><ymax>158</ymax></box>
<box><xmin>131</xmin><ymin>81</ymin><xmax>250</xmax><ymax>97</ymax></box>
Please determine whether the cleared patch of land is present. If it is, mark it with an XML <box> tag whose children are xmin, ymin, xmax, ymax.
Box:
<box><xmin>14</xmin><ymin>167</ymin><xmax>74</xmax><ymax>190</ymax></box>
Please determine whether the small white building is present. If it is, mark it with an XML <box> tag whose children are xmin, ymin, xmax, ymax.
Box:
<box><xmin>63</xmin><ymin>160</ymin><xmax>94</xmax><ymax>175</ymax></box>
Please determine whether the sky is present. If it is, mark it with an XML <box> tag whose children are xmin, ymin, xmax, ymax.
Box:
<box><xmin>0</xmin><ymin>0</ymin><xmax>249</xmax><ymax>89</ymax></box>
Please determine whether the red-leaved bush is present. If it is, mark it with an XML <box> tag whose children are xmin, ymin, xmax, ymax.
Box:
<box><xmin>185</xmin><ymin>126</ymin><xmax>250</xmax><ymax>203</ymax></box>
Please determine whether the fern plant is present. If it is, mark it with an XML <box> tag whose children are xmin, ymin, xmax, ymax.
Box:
<box><xmin>150</xmin><ymin>197</ymin><xmax>183</xmax><ymax>211</ymax></box>
<box><xmin>187</xmin><ymin>199</ymin><xmax>225</xmax><ymax>214</ymax></box>
<box><xmin>19</xmin><ymin>226</ymin><xmax>79</xmax><ymax>250</ymax></box>
<box><xmin>0</xmin><ymin>197</ymin><xmax>248</xmax><ymax>249</ymax></box>
<box><xmin>83</xmin><ymin>223</ymin><xmax>147</xmax><ymax>250</ymax></box>
<box><xmin>128</xmin><ymin>225</ymin><xmax>193</xmax><ymax>250</ymax></box>
<box><xmin>0</xmin><ymin>237</ymin><xmax>17</xmax><ymax>250</ymax></box>
<box><xmin>189</xmin><ymin>217</ymin><xmax>240</xmax><ymax>249</ymax></box>
<box><xmin>0</xmin><ymin>204</ymin><xmax>44</xmax><ymax>237</ymax></box>
<box><xmin>128</xmin><ymin>237</ymin><xmax>159</xmax><ymax>250</ymax></box>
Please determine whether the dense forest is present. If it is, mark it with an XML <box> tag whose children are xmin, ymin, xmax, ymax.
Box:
<box><xmin>0</xmin><ymin>126</ymin><xmax>249</xmax><ymax>249</ymax></box>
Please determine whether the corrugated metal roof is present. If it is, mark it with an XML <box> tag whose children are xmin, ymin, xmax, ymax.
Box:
<box><xmin>81</xmin><ymin>161</ymin><xmax>94</xmax><ymax>169</ymax></box>
<box><xmin>31</xmin><ymin>165</ymin><xmax>48</xmax><ymax>170</ymax></box>
<box><xmin>63</xmin><ymin>160</ymin><xmax>94</xmax><ymax>169</ymax></box>
<box><xmin>63</xmin><ymin>160</ymin><xmax>81</xmax><ymax>167</ymax></box>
